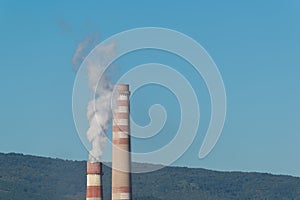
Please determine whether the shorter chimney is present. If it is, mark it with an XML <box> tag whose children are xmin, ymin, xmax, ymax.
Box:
<box><xmin>86</xmin><ymin>162</ymin><xmax>103</xmax><ymax>200</ymax></box>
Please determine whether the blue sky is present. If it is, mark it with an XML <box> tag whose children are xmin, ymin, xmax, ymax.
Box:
<box><xmin>0</xmin><ymin>1</ymin><xmax>299</xmax><ymax>176</ymax></box>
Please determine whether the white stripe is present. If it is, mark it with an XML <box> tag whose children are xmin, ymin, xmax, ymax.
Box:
<box><xmin>87</xmin><ymin>174</ymin><xmax>101</xmax><ymax>186</ymax></box>
<box><xmin>119</xmin><ymin>95</ymin><xmax>128</xmax><ymax>100</ymax></box>
<box><xmin>117</xmin><ymin>106</ymin><xmax>128</xmax><ymax>113</ymax></box>
<box><xmin>86</xmin><ymin>198</ymin><xmax>102</xmax><ymax>200</ymax></box>
<box><xmin>115</xmin><ymin>132</ymin><xmax>129</xmax><ymax>138</ymax></box>
<box><xmin>112</xmin><ymin>193</ymin><xmax>130</xmax><ymax>200</ymax></box>
<box><xmin>114</xmin><ymin>119</ymin><xmax>128</xmax><ymax>126</ymax></box>
<box><xmin>120</xmin><ymin>192</ymin><xmax>130</xmax><ymax>199</ymax></box>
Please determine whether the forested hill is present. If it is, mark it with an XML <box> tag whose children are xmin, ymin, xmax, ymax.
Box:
<box><xmin>0</xmin><ymin>152</ymin><xmax>299</xmax><ymax>200</ymax></box>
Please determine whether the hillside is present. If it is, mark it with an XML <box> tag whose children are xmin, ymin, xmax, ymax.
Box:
<box><xmin>0</xmin><ymin>153</ymin><xmax>299</xmax><ymax>199</ymax></box>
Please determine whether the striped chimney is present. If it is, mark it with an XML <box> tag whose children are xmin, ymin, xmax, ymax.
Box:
<box><xmin>86</xmin><ymin>162</ymin><xmax>103</xmax><ymax>200</ymax></box>
<box><xmin>112</xmin><ymin>84</ymin><xmax>132</xmax><ymax>200</ymax></box>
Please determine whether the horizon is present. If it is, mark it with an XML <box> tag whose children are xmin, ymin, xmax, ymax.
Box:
<box><xmin>2</xmin><ymin>151</ymin><xmax>300</xmax><ymax>178</ymax></box>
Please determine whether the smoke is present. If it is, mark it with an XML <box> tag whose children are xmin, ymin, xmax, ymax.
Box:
<box><xmin>86</xmin><ymin>43</ymin><xmax>116</xmax><ymax>162</ymax></box>
<box><xmin>57</xmin><ymin>17</ymin><xmax>72</xmax><ymax>34</ymax></box>
<box><xmin>72</xmin><ymin>35</ymin><xmax>116</xmax><ymax>162</ymax></box>
<box><xmin>72</xmin><ymin>33</ymin><xmax>99</xmax><ymax>72</ymax></box>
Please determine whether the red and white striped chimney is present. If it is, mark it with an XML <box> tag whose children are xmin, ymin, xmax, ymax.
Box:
<box><xmin>112</xmin><ymin>84</ymin><xmax>132</xmax><ymax>200</ymax></box>
<box><xmin>86</xmin><ymin>162</ymin><xmax>103</xmax><ymax>200</ymax></box>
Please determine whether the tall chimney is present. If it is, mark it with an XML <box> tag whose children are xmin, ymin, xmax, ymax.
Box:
<box><xmin>86</xmin><ymin>162</ymin><xmax>103</xmax><ymax>200</ymax></box>
<box><xmin>112</xmin><ymin>84</ymin><xmax>132</xmax><ymax>200</ymax></box>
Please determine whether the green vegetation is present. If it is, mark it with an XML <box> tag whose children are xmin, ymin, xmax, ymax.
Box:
<box><xmin>0</xmin><ymin>153</ymin><xmax>299</xmax><ymax>199</ymax></box>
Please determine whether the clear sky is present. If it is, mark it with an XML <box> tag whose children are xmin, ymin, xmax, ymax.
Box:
<box><xmin>0</xmin><ymin>1</ymin><xmax>299</xmax><ymax>176</ymax></box>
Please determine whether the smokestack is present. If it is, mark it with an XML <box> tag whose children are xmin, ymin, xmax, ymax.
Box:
<box><xmin>112</xmin><ymin>84</ymin><xmax>132</xmax><ymax>200</ymax></box>
<box><xmin>86</xmin><ymin>162</ymin><xmax>103</xmax><ymax>200</ymax></box>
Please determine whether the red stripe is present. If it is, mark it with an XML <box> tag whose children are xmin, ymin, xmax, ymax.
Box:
<box><xmin>112</xmin><ymin>186</ymin><xmax>131</xmax><ymax>193</ymax></box>
<box><xmin>117</xmin><ymin>100</ymin><xmax>129</xmax><ymax>106</ymax></box>
<box><xmin>86</xmin><ymin>186</ymin><xmax>102</xmax><ymax>198</ymax></box>
<box><xmin>87</xmin><ymin>162</ymin><xmax>102</xmax><ymax>174</ymax></box>
<box><xmin>113</xmin><ymin>125</ymin><xmax>129</xmax><ymax>132</ymax></box>
<box><xmin>112</xmin><ymin>138</ymin><xmax>129</xmax><ymax>144</ymax></box>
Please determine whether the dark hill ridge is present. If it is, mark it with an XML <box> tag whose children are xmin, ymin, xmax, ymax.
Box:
<box><xmin>0</xmin><ymin>152</ymin><xmax>299</xmax><ymax>200</ymax></box>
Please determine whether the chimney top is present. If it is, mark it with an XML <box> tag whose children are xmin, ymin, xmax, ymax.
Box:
<box><xmin>116</xmin><ymin>84</ymin><xmax>129</xmax><ymax>91</ymax></box>
<box><xmin>87</xmin><ymin>162</ymin><xmax>102</xmax><ymax>174</ymax></box>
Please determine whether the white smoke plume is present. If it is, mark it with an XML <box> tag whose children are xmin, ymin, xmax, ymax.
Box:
<box><xmin>86</xmin><ymin>43</ymin><xmax>116</xmax><ymax>162</ymax></box>
<box><xmin>72</xmin><ymin>33</ymin><xmax>99</xmax><ymax>72</ymax></box>
<box><xmin>72</xmin><ymin>36</ymin><xmax>116</xmax><ymax>162</ymax></box>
